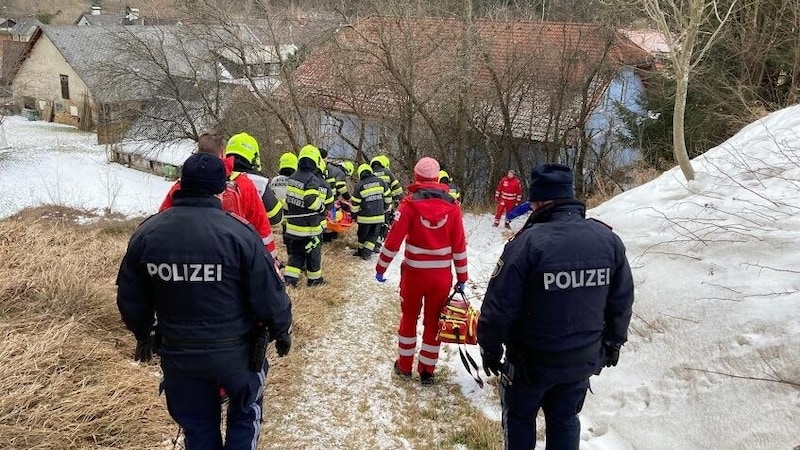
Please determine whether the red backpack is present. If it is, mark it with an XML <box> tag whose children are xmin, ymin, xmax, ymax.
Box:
<box><xmin>222</xmin><ymin>172</ymin><xmax>245</xmax><ymax>217</ymax></box>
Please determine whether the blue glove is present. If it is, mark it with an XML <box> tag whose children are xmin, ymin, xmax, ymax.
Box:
<box><xmin>375</xmin><ymin>272</ymin><xmax>387</xmax><ymax>283</ymax></box>
<box><xmin>506</xmin><ymin>201</ymin><xmax>532</xmax><ymax>221</ymax></box>
<box><xmin>454</xmin><ymin>282</ymin><xmax>466</xmax><ymax>293</ymax></box>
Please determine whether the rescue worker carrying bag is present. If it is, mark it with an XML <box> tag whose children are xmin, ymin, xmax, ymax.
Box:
<box><xmin>436</xmin><ymin>288</ymin><xmax>484</xmax><ymax>387</ymax></box>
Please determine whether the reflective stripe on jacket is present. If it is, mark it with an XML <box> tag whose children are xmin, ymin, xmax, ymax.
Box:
<box><xmin>495</xmin><ymin>176</ymin><xmax>523</xmax><ymax>203</ymax></box>
<box><xmin>285</xmin><ymin>169</ymin><xmax>326</xmax><ymax>237</ymax></box>
<box><xmin>372</xmin><ymin>166</ymin><xmax>404</xmax><ymax>201</ymax></box>
<box><xmin>352</xmin><ymin>175</ymin><xmax>391</xmax><ymax>224</ymax></box>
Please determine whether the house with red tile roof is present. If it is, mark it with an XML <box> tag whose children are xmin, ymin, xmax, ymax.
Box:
<box><xmin>289</xmin><ymin>17</ymin><xmax>653</xmax><ymax>196</ymax></box>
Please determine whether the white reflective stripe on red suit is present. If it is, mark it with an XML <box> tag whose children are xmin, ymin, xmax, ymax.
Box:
<box><xmin>404</xmin><ymin>259</ymin><xmax>452</xmax><ymax>269</ymax></box>
<box><xmin>418</xmin><ymin>354</ymin><xmax>438</xmax><ymax>366</ymax></box>
<box><xmin>420</xmin><ymin>343</ymin><xmax>439</xmax><ymax>353</ymax></box>
<box><xmin>398</xmin><ymin>347</ymin><xmax>416</xmax><ymax>357</ymax></box>
<box><xmin>398</xmin><ymin>335</ymin><xmax>416</xmax><ymax>345</ymax></box>
<box><xmin>405</xmin><ymin>244</ymin><xmax>453</xmax><ymax>256</ymax></box>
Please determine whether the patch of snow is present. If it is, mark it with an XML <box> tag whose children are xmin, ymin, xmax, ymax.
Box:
<box><xmin>451</xmin><ymin>104</ymin><xmax>800</xmax><ymax>449</ymax></box>
<box><xmin>0</xmin><ymin>116</ymin><xmax>173</xmax><ymax>219</ymax></box>
<box><xmin>118</xmin><ymin>138</ymin><xmax>195</xmax><ymax>167</ymax></box>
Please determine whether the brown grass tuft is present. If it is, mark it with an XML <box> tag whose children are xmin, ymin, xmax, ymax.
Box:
<box><xmin>447</xmin><ymin>411</ymin><xmax>504</xmax><ymax>450</ymax></box>
<box><xmin>0</xmin><ymin>318</ymin><xmax>173</xmax><ymax>449</ymax></box>
<box><xmin>0</xmin><ymin>208</ymin><xmax>175</xmax><ymax>449</ymax></box>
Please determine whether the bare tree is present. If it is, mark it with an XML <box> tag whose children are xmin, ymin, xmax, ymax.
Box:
<box><xmin>99</xmin><ymin>1</ymin><xmax>336</xmax><ymax>168</ymax></box>
<box><xmin>639</xmin><ymin>0</ymin><xmax>738</xmax><ymax>181</ymax></box>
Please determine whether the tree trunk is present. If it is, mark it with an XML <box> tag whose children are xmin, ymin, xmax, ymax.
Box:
<box><xmin>673</xmin><ymin>72</ymin><xmax>696</xmax><ymax>181</ymax></box>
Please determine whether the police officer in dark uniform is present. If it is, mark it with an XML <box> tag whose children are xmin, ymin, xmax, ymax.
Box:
<box><xmin>478</xmin><ymin>163</ymin><xmax>634</xmax><ymax>450</ymax></box>
<box><xmin>116</xmin><ymin>153</ymin><xmax>293</xmax><ymax>450</ymax></box>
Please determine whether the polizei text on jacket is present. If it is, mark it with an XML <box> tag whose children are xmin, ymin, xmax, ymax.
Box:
<box><xmin>146</xmin><ymin>263</ymin><xmax>223</xmax><ymax>282</ymax></box>
<box><xmin>543</xmin><ymin>268</ymin><xmax>611</xmax><ymax>290</ymax></box>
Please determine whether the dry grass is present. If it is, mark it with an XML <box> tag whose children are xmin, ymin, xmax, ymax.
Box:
<box><xmin>393</xmin><ymin>371</ymin><xmax>505</xmax><ymax>449</ymax></box>
<box><xmin>585</xmin><ymin>166</ymin><xmax>663</xmax><ymax>208</ymax></box>
<box><xmin>446</xmin><ymin>410</ymin><xmax>504</xmax><ymax>450</ymax></box>
<box><xmin>0</xmin><ymin>205</ymin><xmax>502</xmax><ymax>449</ymax></box>
<box><xmin>0</xmin><ymin>207</ymin><xmax>172</xmax><ymax>449</ymax></box>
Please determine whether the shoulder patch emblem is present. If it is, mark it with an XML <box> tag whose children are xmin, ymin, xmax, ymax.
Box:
<box><xmin>491</xmin><ymin>259</ymin><xmax>504</xmax><ymax>279</ymax></box>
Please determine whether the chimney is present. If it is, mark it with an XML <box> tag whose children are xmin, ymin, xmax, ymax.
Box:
<box><xmin>90</xmin><ymin>5</ymin><xmax>101</xmax><ymax>15</ymax></box>
<box><xmin>125</xmin><ymin>7</ymin><xmax>140</xmax><ymax>21</ymax></box>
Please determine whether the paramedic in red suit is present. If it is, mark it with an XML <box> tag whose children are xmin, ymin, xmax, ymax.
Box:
<box><xmin>374</xmin><ymin>157</ymin><xmax>469</xmax><ymax>386</ymax></box>
<box><xmin>159</xmin><ymin>133</ymin><xmax>277</xmax><ymax>260</ymax></box>
<box><xmin>494</xmin><ymin>169</ymin><xmax>523</xmax><ymax>228</ymax></box>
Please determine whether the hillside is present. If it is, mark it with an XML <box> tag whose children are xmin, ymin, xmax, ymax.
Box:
<box><xmin>2</xmin><ymin>0</ymin><xmax>179</xmax><ymax>24</ymax></box>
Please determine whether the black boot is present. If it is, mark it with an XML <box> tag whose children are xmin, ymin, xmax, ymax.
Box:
<box><xmin>393</xmin><ymin>360</ymin><xmax>411</xmax><ymax>379</ymax></box>
<box><xmin>307</xmin><ymin>277</ymin><xmax>326</xmax><ymax>287</ymax></box>
<box><xmin>359</xmin><ymin>248</ymin><xmax>372</xmax><ymax>261</ymax></box>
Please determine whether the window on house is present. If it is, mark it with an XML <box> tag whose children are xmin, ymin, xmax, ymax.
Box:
<box><xmin>60</xmin><ymin>75</ymin><xmax>70</xmax><ymax>100</ymax></box>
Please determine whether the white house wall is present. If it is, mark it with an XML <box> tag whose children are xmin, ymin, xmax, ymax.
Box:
<box><xmin>11</xmin><ymin>34</ymin><xmax>94</xmax><ymax>123</ymax></box>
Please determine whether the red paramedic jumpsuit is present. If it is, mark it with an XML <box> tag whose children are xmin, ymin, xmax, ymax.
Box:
<box><xmin>494</xmin><ymin>173</ymin><xmax>523</xmax><ymax>226</ymax></box>
<box><xmin>375</xmin><ymin>181</ymin><xmax>469</xmax><ymax>375</ymax></box>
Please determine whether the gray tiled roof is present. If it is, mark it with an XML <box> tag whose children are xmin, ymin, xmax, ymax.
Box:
<box><xmin>9</xmin><ymin>17</ymin><xmax>40</xmax><ymax>37</ymax></box>
<box><xmin>41</xmin><ymin>25</ymin><xmax>217</xmax><ymax>103</ymax></box>
<box><xmin>0</xmin><ymin>40</ymin><xmax>28</xmax><ymax>84</ymax></box>
<box><xmin>76</xmin><ymin>13</ymin><xmax>132</xmax><ymax>26</ymax></box>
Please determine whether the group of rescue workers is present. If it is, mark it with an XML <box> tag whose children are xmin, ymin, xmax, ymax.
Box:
<box><xmin>262</xmin><ymin>141</ymin><xmax>464</xmax><ymax>288</ymax></box>
<box><xmin>116</xmin><ymin>130</ymin><xmax>634</xmax><ymax>450</ymax></box>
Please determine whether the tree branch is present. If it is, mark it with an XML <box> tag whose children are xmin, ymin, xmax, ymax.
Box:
<box><xmin>683</xmin><ymin>367</ymin><xmax>800</xmax><ymax>389</ymax></box>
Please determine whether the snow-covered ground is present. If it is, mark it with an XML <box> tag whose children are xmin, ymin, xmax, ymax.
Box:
<box><xmin>435</xmin><ymin>106</ymin><xmax>800</xmax><ymax>449</ymax></box>
<box><xmin>1</xmin><ymin>109</ymin><xmax>798</xmax><ymax>449</ymax></box>
<box><xmin>0</xmin><ymin>116</ymin><xmax>174</xmax><ymax>218</ymax></box>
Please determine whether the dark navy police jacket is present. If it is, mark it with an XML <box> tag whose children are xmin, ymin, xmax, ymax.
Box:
<box><xmin>116</xmin><ymin>192</ymin><xmax>292</xmax><ymax>375</ymax></box>
<box><xmin>478</xmin><ymin>200</ymin><xmax>634</xmax><ymax>382</ymax></box>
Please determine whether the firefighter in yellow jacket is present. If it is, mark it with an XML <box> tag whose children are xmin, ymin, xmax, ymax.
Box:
<box><xmin>350</xmin><ymin>164</ymin><xmax>392</xmax><ymax>260</ymax></box>
<box><xmin>284</xmin><ymin>145</ymin><xmax>327</xmax><ymax>287</ymax></box>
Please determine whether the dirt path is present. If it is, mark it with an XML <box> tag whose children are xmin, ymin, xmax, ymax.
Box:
<box><xmin>262</xmin><ymin>253</ymin><xmax>487</xmax><ymax>449</ymax></box>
